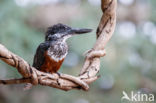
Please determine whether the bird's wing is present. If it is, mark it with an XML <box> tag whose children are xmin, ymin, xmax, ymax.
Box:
<box><xmin>32</xmin><ymin>42</ymin><xmax>50</xmax><ymax>70</ymax></box>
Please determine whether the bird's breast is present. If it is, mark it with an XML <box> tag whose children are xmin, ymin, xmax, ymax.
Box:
<box><xmin>47</xmin><ymin>42</ymin><xmax>68</xmax><ymax>62</ymax></box>
<box><xmin>40</xmin><ymin>42</ymin><xmax>67</xmax><ymax>73</ymax></box>
<box><xmin>40</xmin><ymin>51</ymin><xmax>64</xmax><ymax>73</ymax></box>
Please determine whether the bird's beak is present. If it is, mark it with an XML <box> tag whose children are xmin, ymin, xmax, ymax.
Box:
<box><xmin>68</xmin><ymin>28</ymin><xmax>92</xmax><ymax>35</ymax></box>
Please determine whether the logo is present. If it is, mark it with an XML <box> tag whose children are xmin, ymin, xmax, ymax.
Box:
<box><xmin>121</xmin><ymin>91</ymin><xmax>155</xmax><ymax>102</ymax></box>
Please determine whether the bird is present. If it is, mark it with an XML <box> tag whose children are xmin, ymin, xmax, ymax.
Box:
<box><xmin>32</xmin><ymin>23</ymin><xmax>92</xmax><ymax>74</ymax></box>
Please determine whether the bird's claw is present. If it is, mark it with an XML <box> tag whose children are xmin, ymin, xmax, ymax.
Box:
<box><xmin>56</xmin><ymin>72</ymin><xmax>61</xmax><ymax>76</ymax></box>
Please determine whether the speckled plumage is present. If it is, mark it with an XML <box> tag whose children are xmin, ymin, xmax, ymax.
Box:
<box><xmin>45</xmin><ymin>23</ymin><xmax>71</xmax><ymax>41</ymax></box>
<box><xmin>33</xmin><ymin>40</ymin><xmax>68</xmax><ymax>73</ymax></box>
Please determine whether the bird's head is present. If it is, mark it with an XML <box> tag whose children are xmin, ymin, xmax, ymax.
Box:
<box><xmin>45</xmin><ymin>23</ymin><xmax>92</xmax><ymax>42</ymax></box>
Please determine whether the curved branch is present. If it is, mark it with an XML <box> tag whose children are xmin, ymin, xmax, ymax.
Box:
<box><xmin>80</xmin><ymin>0</ymin><xmax>117</xmax><ymax>75</ymax></box>
<box><xmin>0</xmin><ymin>0</ymin><xmax>117</xmax><ymax>91</ymax></box>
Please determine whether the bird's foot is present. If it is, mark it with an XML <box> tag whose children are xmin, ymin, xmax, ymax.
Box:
<box><xmin>56</xmin><ymin>72</ymin><xmax>61</xmax><ymax>76</ymax></box>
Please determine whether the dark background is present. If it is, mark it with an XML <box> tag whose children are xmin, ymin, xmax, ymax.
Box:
<box><xmin>0</xmin><ymin>0</ymin><xmax>156</xmax><ymax>103</ymax></box>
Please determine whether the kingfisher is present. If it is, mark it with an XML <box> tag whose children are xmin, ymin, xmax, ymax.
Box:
<box><xmin>33</xmin><ymin>23</ymin><xmax>92</xmax><ymax>74</ymax></box>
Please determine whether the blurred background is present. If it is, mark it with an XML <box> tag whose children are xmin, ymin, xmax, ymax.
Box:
<box><xmin>0</xmin><ymin>0</ymin><xmax>156</xmax><ymax>103</ymax></box>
